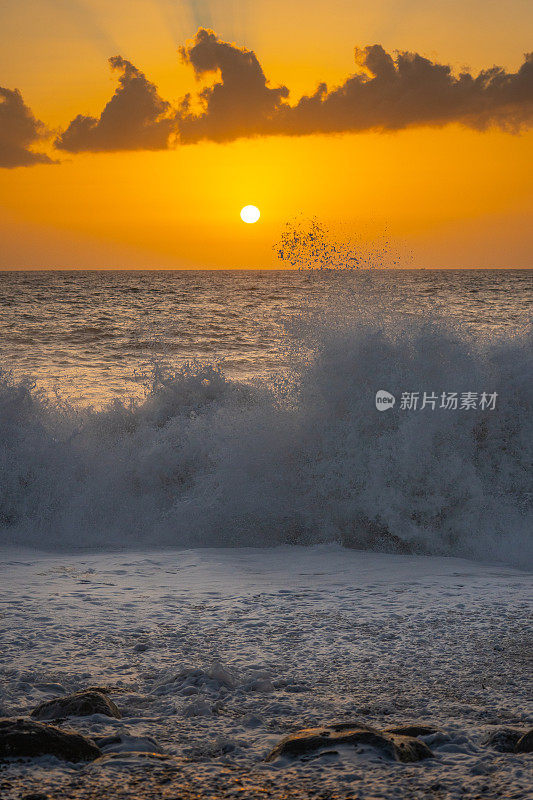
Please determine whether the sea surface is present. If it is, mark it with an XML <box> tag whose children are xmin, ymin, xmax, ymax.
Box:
<box><xmin>0</xmin><ymin>268</ymin><xmax>531</xmax><ymax>563</ymax></box>
<box><xmin>0</xmin><ymin>269</ymin><xmax>531</xmax><ymax>405</ymax></box>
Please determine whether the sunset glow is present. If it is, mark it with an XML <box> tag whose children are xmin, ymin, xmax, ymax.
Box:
<box><xmin>1</xmin><ymin>1</ymin><xmax>532</xmax><ymax>268</ymax></box>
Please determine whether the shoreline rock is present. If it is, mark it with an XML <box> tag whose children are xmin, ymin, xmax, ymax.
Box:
<box><xmin>266</xmin><ymin>722</ymin><xmax>434</xmax><ymax>763</ymax></box>
<box><xmin>31</xmin><ymin>690</ymin><xmax>122</xmax><ymax>721</ymax></box>
<box><xmin>485</xmin><ymin>728</ymin><xmax>533</xmax><ymax>754</ymax></box>
<box><xmin>0</xmin><ymin>718</ymin><xmax>101</xmax><ymax>762</ymax></box>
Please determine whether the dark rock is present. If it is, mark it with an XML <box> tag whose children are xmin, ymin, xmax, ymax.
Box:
<box><xmin>485</xmin><ymin>728</ymin><xmax>523</xmax><ymax>753</ymax></box>
<box><xmin>266</xmin><ymin>722</ymin><xmax>433</xmax><ymax>763</ymax></box>
<box><xmin>389</xmin><ymin>734</ymin><xmax>434</xmax><ymax>762</ymax></box>
<box><xmin>0</xmin><ymin>718</ymin><xmax>101</xmax><ymax>762</ymax></box>
<box><xmin>515</xmin><ymin>729</ymin><xmax>533</xmax><ymax>753</ymax></box>
<box><xmin>385</xmin><ymin>725</ymin><xmax>439</xmax><ymax>737</ymax></box>
<box><xmin>266</xmin><ymin>725</ymin><xmax>393</xmax><ymax>761</ymax></box>
<box><xmin>31</xmin><ymin>690</ymin><xmax>121</xmax><ymax>721</ymax></box>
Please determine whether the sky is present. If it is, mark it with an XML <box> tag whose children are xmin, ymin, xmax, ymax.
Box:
<box><xmin>0</xmin><ymin>0</ymin><xmax>532</xmax><ymax>269</ymax></box>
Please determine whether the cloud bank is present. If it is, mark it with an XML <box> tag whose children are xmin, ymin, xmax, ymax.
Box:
<box><xmin>55</xmin><ymin>56</ymin><xmax>178</xmax><ymax>152</ymax></box>
<box><xmin>0</xmin><ymin>87</ymin><xmax>54</xmax><ymax>168</ymax></box>
<box><xmin>280</xmin><ymin>45</ymin><xmax>533</xmax><ymax>136</ymax></box>
<box><xmin>178</xmin><ymin>27</ymin><xmax>289</xmax><ymax>142</ymax></box>
<box><xmin>3</xmin><ymin>29</ymin><xmax>533</xmax><ymax>166</ymax></box>
<box><xmin>178</xmin><ymin>31</ymin><xmax>533</xmax><ymax>142</ymax></box>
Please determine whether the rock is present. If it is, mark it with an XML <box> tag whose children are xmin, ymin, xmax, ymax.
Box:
<box><xmin>484</xmin><ymin>728</ymin><xmax>533</xmax><ymax>754</ymax></box>
<box><xmin>515</xmin><ymin>729</ymin><xmax>533</xmax><ymax>753</ymax></box>
<box><xmin>485</xmin><ymin>728</ymin><xmax>524</xmax><ymax>753</ymax></box>
<box><xmin>389</xmin><ymin>734</ymin><xmax>434</xmax><ymax>762</ymax></box>
<box><xmin>31</xmin><ymin>690</ymin><xmax>122</xmax><ymax>720</ymax></box>
<box><xmin>266</xmin><ymin>722</ymin><xmax>433</xmax><ymax>763</ymax></box>
<box><xmin>385</xmin><ymin>725</ymin><xmax>439</xmax><ymax>737</ymax></box>
<box><xmin>0</xmin><ymin>718</ymin><xmax>101</xmax><ymax>762</ymax></box>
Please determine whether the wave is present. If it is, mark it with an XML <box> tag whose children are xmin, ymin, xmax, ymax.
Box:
<box><xmin>0</xmin><ymin>297</ymin><xmax>531</xmax><ymax>567</ymax></box>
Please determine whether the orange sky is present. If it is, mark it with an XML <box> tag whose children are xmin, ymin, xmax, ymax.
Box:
<box><xmin>1</xmin><ymin>0</ymin><xmax>532</xmax><ymax>268</ymax></box>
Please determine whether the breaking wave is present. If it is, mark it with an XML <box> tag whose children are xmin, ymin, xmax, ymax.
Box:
<box><xmin>0</xmin><ymin>295</ymin><xmax>531</xmax><ymax>567</ymax></box>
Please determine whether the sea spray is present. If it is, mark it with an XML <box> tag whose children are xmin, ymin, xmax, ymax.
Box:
<box><xmin>275</xmin><ymin>215</ymin><xmax>406</xmax><ymax>271</ymax></box>
<box><xmin>0</xmin><ymin>297</ymin><xmax>531</xmax><ymax>566</ymax></box>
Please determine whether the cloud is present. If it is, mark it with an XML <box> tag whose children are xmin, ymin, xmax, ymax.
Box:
<box><xmin>177</xmin><ymin>27</ymin><xmax>289</xmax><ymax>143</ymax></box>
<box><xmin>52</xmin><ymin>31</ymin><xmax>533</xmax><ymax>157</ymax></box>
<box><xmin>275</xmin><ymin>46</ymin><xmax>533</xmax><ymax>136</ymax></box>
<box><xmin>177</xmin><ymin>34</ymin><xmax>533</xmax><ymax>141</ymax></box>
<box><xmin>55</xmin><ymin>56</ymin><xmax>178</xmax><ymax>152</ymax></box>
<box><xmin>0</xmin><ymin>87</ymin><xmax>54</xmax><ymax>168</ymax></box>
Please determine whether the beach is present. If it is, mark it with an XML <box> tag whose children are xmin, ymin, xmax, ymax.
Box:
<box><xmin>1</xmin><ymin>546</ymin><xmax>531</xmax><ymax>799</ymax></box>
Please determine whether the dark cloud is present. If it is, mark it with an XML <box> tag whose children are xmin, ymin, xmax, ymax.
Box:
<box><xmin>178</xmin><ymin>28</ymin><xmax>289</xmax><ymax>142</ymax></box>
<box><xmin>55</xmin><ymin>56</ymin><xmax>178</xmax><ymax>152</ymax></box>
<box><xmin>0</xmin><ymin>87</ymin><xmax>54</xmax><ymax>168</ymax></box>
<box><xmin>51</xmin><ymin>30</ymin><xmax>533</xmax><ymax>156</ymax></box>
<box><xmin>177</xmin><ymin>34</ymin><xmax>533</xmax><ymax>141</ymax></box>
<box><xmin>275</xmin><ymin>46</ymin><xmax>533</xmax><ymax>136</ymax></box>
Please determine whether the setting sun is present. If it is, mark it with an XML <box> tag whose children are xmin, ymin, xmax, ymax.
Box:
<box><xmin>240</xmin><ymin>205</ymin><xmax>261</xmax><ymax>224</ymax></box>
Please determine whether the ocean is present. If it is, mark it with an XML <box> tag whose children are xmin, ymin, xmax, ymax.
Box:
<box><xmin>0</xmin><ymin>268</ymin><xmax>531</xmax><ymax>563</ymax></box>
<box><xmin>1</xmin><ymin>269</ymin><xmax>531</xmax><ymax>404</ymax></box>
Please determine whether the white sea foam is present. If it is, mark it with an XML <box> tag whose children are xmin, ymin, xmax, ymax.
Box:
<box><xmin>0</xmin><ymin>290</ymin><xmax>530</xmax><ymax>566</ymax></box>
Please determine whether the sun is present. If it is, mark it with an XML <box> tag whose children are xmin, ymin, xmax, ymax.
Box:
<box><xmin>240</xmin><ymin>205</ymin><xmax>260</xmax><ymax>224</ymax></box>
